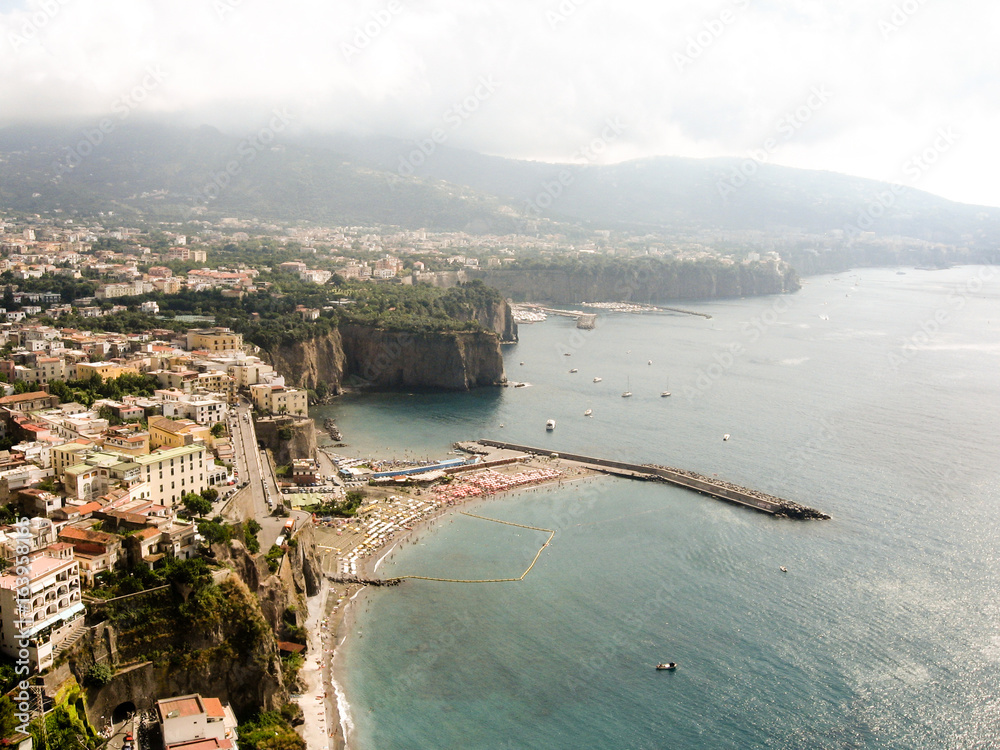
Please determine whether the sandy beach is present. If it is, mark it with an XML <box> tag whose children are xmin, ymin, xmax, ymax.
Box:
<box><xmin>293</xmin><ymin>448</ymin><xmax>604</xmax><ymax>750</ymax></box>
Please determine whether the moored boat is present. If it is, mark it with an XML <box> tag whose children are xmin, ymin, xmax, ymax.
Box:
<box><xmin>655</xmin><ymin>662</ymin><xmax>677</xmax><ymax>671</ymax></box>
<box><xmin>546</xmin><ymin>419</ymin><xmax>556</xmax><ymax>431</ymax></box>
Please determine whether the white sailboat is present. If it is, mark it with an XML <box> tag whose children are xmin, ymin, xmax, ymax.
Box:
<box><xmin>622</xmin><ymin>377</ymin><xmax>632</xmax><ymax>398</ymax></box>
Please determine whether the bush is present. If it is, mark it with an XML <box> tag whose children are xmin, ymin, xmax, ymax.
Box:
<box><xmin>85</xmin><ymin>662</ymin><xmax>114</xmax><ymax>686</ymax></box>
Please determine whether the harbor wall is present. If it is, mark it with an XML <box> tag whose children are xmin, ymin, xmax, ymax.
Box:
<box><xmin>476</xmin><ymin>440</ymin><xmax>828</xmax><ymax>519</ymax></box>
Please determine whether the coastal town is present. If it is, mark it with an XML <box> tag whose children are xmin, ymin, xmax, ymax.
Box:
<box><xmin>0</xmin><ymin>214</ymin><xmax>620</xmax><ymax>750</ymax></box>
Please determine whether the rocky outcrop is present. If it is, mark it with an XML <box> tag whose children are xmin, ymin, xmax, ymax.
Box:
<box><xmin>267</xmin><ymin>327</ymin><xmax>347</xmax><ymax>393</ymax></box>
<box><xmin>80</xmin><ymin>578</ymin><xmax>287</xmax><ymax>721</ymax></box>
<box><xmin>255</xmin><ymin>416</ymin><xmax>317</xmax><ymax>465</ymax></box>
<box><xmin>265</xmin><ymin>326</ymin><xmax>506</xmax><ymax>392</ymax></box>
<box><xmin>263</xmin><ymin>296</ymin><xmax>513</xmax><ymax>392</ymax></box>
<box><xmin>339</xmin><ymin>326</ymin><xmax>505</xmax><ymax>390</ymax></box>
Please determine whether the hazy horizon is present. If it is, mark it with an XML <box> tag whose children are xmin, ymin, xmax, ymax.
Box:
<box><xmin>2</xmin><ymin>0</ymin><xmax>997</xmax><ymax>209</ymax></box>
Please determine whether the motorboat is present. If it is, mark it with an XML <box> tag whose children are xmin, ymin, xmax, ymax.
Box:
<box><xmin>779</xmin><ymin>566</ymin><xmax>788</xmax><ymax>573</ymax></box>
<box><xmin>569</xmin><ymin>368</ymin><xmax>578</xmax><ymax>373</ymax></box>
<box><xmin>593</xmin><ymin>377</ymin><xmax>602</xmax><ymax>383</ymax></box>
<box><xmin>648</xmin><ymin>360</ymin><xmax>652</xmax><ymax>365</ymax></box>
<box><xmin>655</xmin><ymin>662</ymin><xmax>677</xmax><ymax>671</ymax></box>
<box><xmin>584</xmin><ymin>409</ymin><xmax>593</xmax><ymax>417</ymax></box>
<box><xmin>546</xmin><ymin>419</ymin><xmax>556</xmax><ymax>431</ymax></box>
<box><xmin>723</xmin><ymin>434</ymin><xmax>730</xmax><ymax>441</ymax></box>
<box><xmin>661</xmin><ymin>391</ymin><xmax>671</xmax><ymax>397</ymax></box>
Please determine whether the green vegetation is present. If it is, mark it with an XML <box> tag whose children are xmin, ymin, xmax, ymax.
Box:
<box><xmin>182</xmin><ymin>492</ymin><xmax>213</xmax><ymax>517</ymax></box>
<box><xmin>211</xmin><ymin>421</ymin><xmax>226</xmax><ymax>438</ymax></box>
<box><xmin>29</xmin><ymin>272</ymin><xmax>506</xmax><ymax>356</ymax></box>
<box><xmin>237</xmin><ymin>710</ymin><xmax>305</xmax><ymax>750</ymax></box>
<box><xmin>47</xmin><ymin>372</ymin><xmax>158</xmax><ymax>409</ymax></box>
<box><xmin>29</xmin><ymin>682</ymin><xmax>101</xmax><ymax>750</ymax></box>
<box><xmin>265</xmin><ymin>545</ymin><xmax>284</xmax><ymax>573</ymax></box>
<box><xmin>197</xmin><ymin>519</ymin><xmax>232</xmax><ymax>545</ymax></box>
<box><xmin>84</xmin><ymin>662</ymin><xmax>114</xmax><ymax>687</ymax></box>
<box><xmin>304</xmin><ymin>489</ymin><xmax>365</xmax><ymax>517</ymax></box>
<box><xmin>242</xmin><ymin>519</ymin><xmax>261</xmax><ymax>554</ymax></box>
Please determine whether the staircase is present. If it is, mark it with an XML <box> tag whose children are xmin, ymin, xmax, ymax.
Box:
<box><xmin>52</xmin><ymin>617</ymin><xmax>88</xmax><ymax>658</ymax></box>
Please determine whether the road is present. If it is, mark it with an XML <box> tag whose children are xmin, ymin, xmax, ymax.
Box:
<box><xmin>224</xmin><ymin>398</ymin><xmax>311</xmax><ymax>549</ymax></box>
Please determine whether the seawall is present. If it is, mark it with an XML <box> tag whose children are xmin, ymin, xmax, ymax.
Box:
<box><xmin>475</xmin><ymin>440</ymin><xmax>830</xmax><ymax>520</ymax></box>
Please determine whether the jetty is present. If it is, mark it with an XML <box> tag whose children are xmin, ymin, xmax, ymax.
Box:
<box><xmin>327</xmin><ymin>575</ymin><xmax>402</xmax><ymax>587</ymax></box>
<box><xmin>473</xmin><ymin>440</ymin><xmax>830</xmax><ymax>520</ymax></box>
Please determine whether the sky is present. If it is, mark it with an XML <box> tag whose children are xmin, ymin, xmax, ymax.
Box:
<box><xmin>1</xmin><ymin>0</ymin><xmax>998</xmax><ymax>208</ymax></box>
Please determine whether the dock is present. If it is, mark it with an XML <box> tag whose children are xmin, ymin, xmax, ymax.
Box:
<box><xmin>473</xmin><ymin>440</ymin><xmax>830</xmax><ymax>520</ymax></box>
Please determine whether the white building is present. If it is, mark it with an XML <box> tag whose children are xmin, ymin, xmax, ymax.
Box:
<box><xmin>0</xmin><ymin>545</ymin><xmax>84</xmax><ymax>672</ymax></box>
<box><xmin>156</xmin><ymin>693</ymin><xmax>238</xmax><ymax>750</ymax></box>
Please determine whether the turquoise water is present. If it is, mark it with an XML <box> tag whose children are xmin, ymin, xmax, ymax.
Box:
<box><xmin>329</xmin><ymin>267</ymin><xmax>1000</xmax><ymax>749</ymax></box>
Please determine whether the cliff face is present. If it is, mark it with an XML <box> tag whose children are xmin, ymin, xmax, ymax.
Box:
<box><xmin>264</xmin><ymin>319</ymin><xmax>508</xmax><ymax>392</ymax></box>
<box><xmin>255</xmin><ymin>416</ymin><xmax>318</xmax><ymax>465</ymax></box>
<box><xmin>467</xmin><ymin>261</ymin><xmax>800</xmax><ymax>303</ymax></box>
<box><xmin>339</xmin><ymin>326</ymin><xmax>505</xmax><ymax>390</ymax></box>
<box><xmin>268</xmin><ymin>327</ymin><xmax>347</xmax><ymax>393</ymax></box>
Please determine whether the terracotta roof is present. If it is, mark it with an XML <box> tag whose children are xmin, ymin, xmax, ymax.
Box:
<box><xmin>201</xmin><ymin>697</ymin><xmax>225</xmax><ymax>719</ymax></box>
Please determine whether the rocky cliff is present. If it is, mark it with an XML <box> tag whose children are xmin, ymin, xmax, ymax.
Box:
<box><xmin>266</xmin><ymin>324</ymin><xmax>507</xmax><ymax>392</ymax></box>
<box><xmin>255</xmin><ymin>416</ymin><xmax>318</xmax><ymax>465</ymax></box>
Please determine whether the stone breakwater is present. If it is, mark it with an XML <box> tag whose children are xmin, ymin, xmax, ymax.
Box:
<box><xmin>474</xmin><ymin>440</ymin><xmax>830</xmax><ymax>520</ymax></box>
<box><xmin>642</xmin><ymin>464</ymin><xmax>830</xmax><ymax>520</ymax></box>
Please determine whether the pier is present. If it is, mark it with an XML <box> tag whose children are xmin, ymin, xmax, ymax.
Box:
<box><xmin>473</xmin><ymin>440</ymin><xmax>830</xmax><ymax>520</ymax></box>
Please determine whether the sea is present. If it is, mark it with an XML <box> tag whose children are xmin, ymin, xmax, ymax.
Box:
<box><xmin>313</xmin><ymin>267</ymin><xmax>1000</xmax><ymax>750</ymax></box>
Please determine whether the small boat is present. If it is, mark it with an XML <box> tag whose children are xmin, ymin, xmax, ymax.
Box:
<box><xmin>723</xmin><ymin>434</ymin><xmax>730</xmax><ymax>441</ymax></box>
<box><xmin>648</xmin><ymin>360</ymin><xmax>652</xmax><ymax>365</ymax></box>
<box><xmin>514</xmin><ymin>382</ymin><xmax>527</xmax><ymax>388</ymax></box>
<box><xmin>622</xmin><ymin>378</ymin><xmax>632</xmax><ymax>398</ymax></box>
<box><xmin>564</xmin><ymin>352</ymin><xmax>572</xmax><ymax>357</ymax></box>
<box><xmin>569</xmin><ymin>368</ymin><xmax>578</xmax><ymax>373</ymax></box>
<box><xmin>584</xmin><ymin>409</ymin><xmax>593</xmax><ymax>417</ymax></box>
<box><xmin>593</xmin><ymin>377</ymin><xmax>602</xmax><ymax>383</ymax></box>
<box><xmin>661</xmin><ymin>391</ymin><xmax>671</xmax><ymax>397</ymax></box>
<box><xmin>519</xmin><ymin>361</ymin><xmax>524</xmax><ymax>365</ymax></box>
<box><xmin>655</xmin><ymin>662</ymin><xmax>677</xmax><ymax>671</ymax></box>
<box><xmin>779</xmin><ymin>566</ymin><xmax>788</xmax><ymax>573</ymax></box>
<box><xmin>546</xmin><ymin>419</ymin><xmax>556</xmax><ymax>431</ymax></box>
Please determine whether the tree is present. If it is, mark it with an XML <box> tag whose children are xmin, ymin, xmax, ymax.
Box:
<box><xmin>210</xmin><ymin>422</ymin><xmax>226</xmax><ymax>438</ymax></box>
<box><xmin>84</xmin><ymin>662</ymin><xmax>114</xmax><ymax>687</ymax></box>
<box><xmin>181</xmin><ymin>492</ymin><xmax>212</xmax><ymax>517</ymax></box>
<box><xmin>200</xmin><ymin>487</ymin><xmax>219</xmax><ymax>503</ymax></box>
<box><xmin>0</xmin><ymin>695</ymin><xmax>17</xmax><ymax>739</ymax></box>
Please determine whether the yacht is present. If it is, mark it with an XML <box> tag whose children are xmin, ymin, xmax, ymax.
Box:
<box><xmin>660</xmin><ymin>391</ymin><xmax>671</xmax><ymax>397</ymax></box>
<box><xmin>622</xmin><ymin>377</ymin><xmax>632</xmax><ymax>398</ymax></box>
<box><xmin>546</xmin><ymin>419</ymin><xmax>556</xmax><ymax>431</ymax></box>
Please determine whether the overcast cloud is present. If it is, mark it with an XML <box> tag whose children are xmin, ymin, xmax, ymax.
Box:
<box><xmin>1</xmin><ymin>0</ymin><xmax>998</xmax><ymax>207</ymax></box>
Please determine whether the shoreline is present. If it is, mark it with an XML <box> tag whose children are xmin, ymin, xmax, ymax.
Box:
<box><xmin>312</xmin><ymin>460</ymin><xmax>604</xmax><ymax>749</ymax></box>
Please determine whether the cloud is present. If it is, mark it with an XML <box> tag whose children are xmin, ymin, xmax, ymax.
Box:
<box><xmin>1</xmin><ymin>0</ymin><xmax>998</xmax><ymax>207</ymax></box>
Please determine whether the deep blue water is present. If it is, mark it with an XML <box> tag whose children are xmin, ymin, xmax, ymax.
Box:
<box><xmin>322</xmin><ymin>267</ymin><xmax>1000</xmax><ymax>749</ymax></box>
